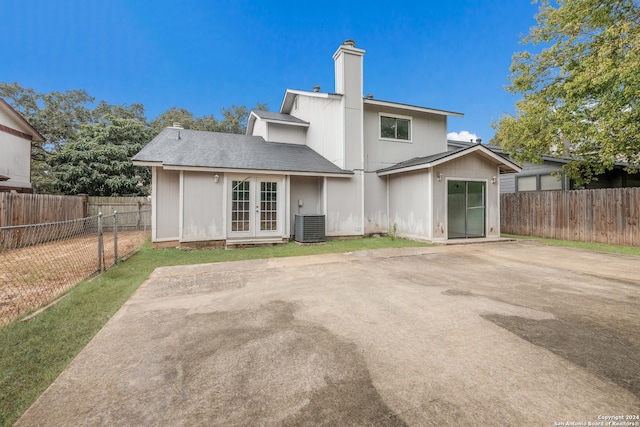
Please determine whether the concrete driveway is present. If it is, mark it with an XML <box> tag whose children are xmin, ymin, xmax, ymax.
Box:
<box><xmin>16</xmin><ymin>241</ymin><xmax>640</xmax><ymax>426</ymax></box>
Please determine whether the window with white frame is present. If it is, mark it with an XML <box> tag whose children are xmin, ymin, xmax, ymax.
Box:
<box><xmin>380</xmin><ymin>114</ymin><xmax>411</xmax><ymax>141</ymax></box>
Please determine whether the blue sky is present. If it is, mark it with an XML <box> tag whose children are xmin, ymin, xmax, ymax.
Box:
<box><xmin>1</xmin><ymin>0</ymin><xmax>540</xmax><ymax>142</ymax></box>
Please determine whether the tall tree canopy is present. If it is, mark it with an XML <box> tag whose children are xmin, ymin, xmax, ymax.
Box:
<box><xmin>1</xmin><ymin>82</ymin><xmax>264</xmax><ymax>195</ymax></box>
<box><xmin>493</xmin><ymin>0</ymin><xmax>640</xmax><ymax>185</ymax></box>
<box><xmin>50</xmin><ymin>116</ymin><xmax>153</xmax><ymax>196</ymax></box>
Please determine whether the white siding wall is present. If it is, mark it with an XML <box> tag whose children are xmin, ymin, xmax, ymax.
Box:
<box><xmin>388</xmin><ymin>170</ymin><xmax>431</xmax><ymax>240</ymax></box>
<box><xmin>364</xmin><ymin>172</ymin><xmax>388</xmax><ymax>234</ymax></box>
<box><xmin>267</xmin><ymin>123</ymin><xmax>307</xmax><ymax>145</ymax></box>
<box><xmin>154</xmin><ymin>168</ymin><xmax>180</xmax><ymax>240</ymax></box>
<box><xmin>289</xmin><ymin>176</ymin><xmax>322</xmax><ymax>236</ymax></box>
<box><xmin>251</xmin><ymin>119</ymin><xmax>268</xmax><ymax>139</ymax></box>
<box><xmin>0</xmin><ymin>108</ymin><xmax>32</xmax><ymax>190</ymax></box>
<box><xmin>325</xmin><ymin>173</ymin><xmax>363</xmax><ymax>236</ymax></box>
<box><xmin>363</xmin><ymin>107</ymin><xmax>448</xmax><ymax>172</ymax></box>
<box><xmin>182</xmin><ymin>171</ymin><xmax>225</xmax><ymax>241</ymax></box>
<box><xmin>291</xmin><ymin>95</ymin><xmax>344</xmax><ymax>168</ymax></box>
<box><xmin>432</xmin><ymin>155</ymin><xmax>501</xmax><ymax>240</ymax></box>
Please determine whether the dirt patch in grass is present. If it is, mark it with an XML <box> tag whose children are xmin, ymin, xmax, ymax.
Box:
<box><xmin>0</xmin><ymin>231</ymin><xmax>147</xmax><ymax>325</ymax></box>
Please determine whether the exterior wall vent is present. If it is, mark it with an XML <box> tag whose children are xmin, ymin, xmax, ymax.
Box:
<box><xmin>294</xmin><ymin>214</ymin><xmax>326</xmax><ymax>243</ymax></box>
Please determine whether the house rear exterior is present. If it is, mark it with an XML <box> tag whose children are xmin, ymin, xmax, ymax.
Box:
<box><xmin>134</xmin><ymin>41</ymin><xmax>520</xmax><ymax>247</ymax></box>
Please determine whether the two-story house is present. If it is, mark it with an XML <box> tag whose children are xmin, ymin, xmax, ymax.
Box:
<box><xmin>0</xmin><ymin>98</ymin><xmax>45</xmax><ymax>193</ymax></box>
<box><xmin>133</xmin><ymin>41</ymin><xmax>520</xmax><ymax>247</ymax></box>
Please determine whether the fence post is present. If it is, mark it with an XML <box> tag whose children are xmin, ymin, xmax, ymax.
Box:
<box><xmin>98</xmin><ymin>212</ymin><xmax>103</xmax><ymax>273</ymax></box>
<box><xmin>114</xmin><ymin>210</ymin><xmax>118</xmax><ymax>265</ymax></box>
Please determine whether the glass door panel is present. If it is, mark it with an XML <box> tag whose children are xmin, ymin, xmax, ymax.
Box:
<box><xmin>447</xmin><ymin>181</ymin><xmax>467</xmax><ymax>239</ymax></box>
<box><xmin>466</xmin><ymin>182</ymin><xmax>485</xmax><ymax>237</ymax></box>
<box><xmin>260</xmin><ymin>181</ymin><xmax>278</xmax><ymax>232</ymax></box>
<box><xmin>447</xmin><ymin>181</ymin><xmax>486</xmax><ymax>239</ymax></box>
<box><xmin>231</xmin><ymin>180</ymin><xmax>251</xmax><ymax>232</ymax></box>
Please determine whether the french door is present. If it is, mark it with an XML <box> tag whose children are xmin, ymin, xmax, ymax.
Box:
<box><xmin>229</xmin><ymin>177</ymin><xmax>281</xmax><ymax>238</ymax></box>
<box><xmin>447</xmin><ymin>180</ymin><xmax>485</xmax><ymax>239</ymax></box>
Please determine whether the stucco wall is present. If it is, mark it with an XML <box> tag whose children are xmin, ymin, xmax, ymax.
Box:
<box><xmin>388</xmin><ymin>170</ymin><xmax>431</xmax><ymax>240</ymax></box>
<box><xmin>182</xmin><ymin>171</ymin><xmax>224</xmax><ymax>241</ymax></box>
<box><xmin>363</xmin><ymin>107</ymin><xmax>448</xmax><ymax>172</ymax></box>
<box><xmin>154</xmin><ymin>168</ymin><xmax>180</xmax><ymax>240</ymax></box>
<box><xmin>325</xmin><ymin>173</ymin><xmax>363</xmax><ymax>236</ymax></box>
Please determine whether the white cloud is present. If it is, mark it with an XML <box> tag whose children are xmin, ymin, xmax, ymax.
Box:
<box><xmin>447</xmin><ymin>131</ymin><xmax>480</xmax><ymax>143</ymax></box>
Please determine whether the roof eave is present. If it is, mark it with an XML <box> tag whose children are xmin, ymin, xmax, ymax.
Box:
<box><xmin>364</xmin><ymin>98</ymin><xmax>464</xmax><ymax>117</ymax></box>
<box><xmin>159</xmin><ymin>164</ymin><xmax>353</xmax><ymax>178</ymax></box>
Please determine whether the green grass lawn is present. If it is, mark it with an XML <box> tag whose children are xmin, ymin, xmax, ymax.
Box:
<box><xmin>0</xmin><ymin>237</ymin><xmax>430</xmax><ymax>427</ymax></box>
<box><xmin>503</xmin><ymin>234</ymin><xmax>640</xmax><ymax>256</ymax></box>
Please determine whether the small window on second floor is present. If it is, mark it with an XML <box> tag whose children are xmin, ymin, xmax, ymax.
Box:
<box><xmin>380</xmin><ymin>115</ymin><xmax>411</xmax><ymax>141</ymax></box>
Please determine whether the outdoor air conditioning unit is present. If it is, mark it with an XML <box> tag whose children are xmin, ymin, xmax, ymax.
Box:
<box><xmin>294</xmin><ymin>214</ymin><xmax>325</xmax><ymax>243</ymax></box>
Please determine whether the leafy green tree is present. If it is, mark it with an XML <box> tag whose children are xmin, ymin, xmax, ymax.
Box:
<box><xmin>0</xmin><ymin>82</ymin><xmax>149</xmax><ymax>192</ymax></box>
<box><xmin>493</xmin><ymin>0</ymin><xmax>640</xmax><ymax>186</ymax></box>
<box><xmin>150</xmin><ymin>103</ymin><xmax>267</xmax><ymax>136</ymax></box>
<box><xmin>50</xmin><ymin>116</ymin><xmax>153</xmax><ymax>196</ymax></box>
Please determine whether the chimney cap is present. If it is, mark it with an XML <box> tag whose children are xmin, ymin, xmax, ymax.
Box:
<box><xmin>313</xmin><ymin>85</ymin><xmax>321</xmax><ymax>92</ymax></box>
<box><xmin>343</xmin><ymin>39</ymin><xmax>356</xmax><ymax>47</ymax></box>
<box><xmin>366</xmin><ymin>94</ymin><xmax>374</xmax><ymax>99</ymax></box>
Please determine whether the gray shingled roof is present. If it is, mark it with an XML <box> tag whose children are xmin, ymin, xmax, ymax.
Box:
<box><xmin>376</xmin><ymin>147</ymin><xmax>469</xmax><ymax>173</ymax></box>
<box><xmin>251</xmin><ymin>110</ymin><xmax>308</xmax><ymax>125</ymax></box>
<box><xmin>133</xmin><ymin>128</ymin><xmax>351</xmax><ymax>175</ymax></box>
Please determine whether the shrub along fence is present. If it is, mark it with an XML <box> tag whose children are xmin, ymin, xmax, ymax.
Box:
<box><xmin>501</xmin><ymin>188</ymin><xmax>640</xmax><ymax>246</ymax></box>
<box><xmin>0</xmin><ymin>209</ymin><xmax>151</xmax><ymax>326</ymax></box>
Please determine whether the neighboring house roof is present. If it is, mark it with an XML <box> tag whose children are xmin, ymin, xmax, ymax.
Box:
<box><xmin>133</xmin><ymin>128</ymin><xmax>352</xmax><ymax>177</ymax></box>
<box><xmin>447</xmin><ymin>139</ymin><xmax>638</xmax><ymax>169</ymax></box>
<box><xmin>377</xmin><ymin>143</ymin><xmax>521</xmax><ymax>176</ymax></box>
<box><xmin>0</xmin><ymin>98</ymin><xmax>46</xmax><ymax>142</ymax></box>
<box><xmin>447</xmin><ymin>139</ymin><xmax>568</xmax><ymax>164</ymax></box>
<box><xmin>246</xmin><ymin>110</ymin><xmax>309</xmax><ymax>135</ymax></box>
<box><xmin>0</xmin><ymin>174</ymin><xmax>9</xmax><ymax>182</ymax></box>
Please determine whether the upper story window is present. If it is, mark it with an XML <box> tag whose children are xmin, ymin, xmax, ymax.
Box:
<box><xmin>380</xmin><ymin>114</ymin><xmax>411</xmax><ymax>141</ymax></box>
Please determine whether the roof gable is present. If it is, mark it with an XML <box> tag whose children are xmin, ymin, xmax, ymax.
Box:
<box><xmin>246</xmin><ymin>110</ymin><xmax>309</xmax><ymax>135</ymax></box>
<box><xmin>377</xmin><ymin>144</ymin><xmax>522</xmax><ymax>176</ymax></box>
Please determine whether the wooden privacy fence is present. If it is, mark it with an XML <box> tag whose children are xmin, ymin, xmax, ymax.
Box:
<box><xmin>88</xmin><ymin>196</ymin><xmax>151</xmax><ymax>231</ymax></box>
<box><xmin>0</xmin><ymin>193</ymin><xmax>151</xmax><ymax>228</ymax></box>
<box><xmin>0</xmin><ymin>193</ymin><xmax>86</xmax><ymax>227</ymax></box>
<box><xmin>501</xmin><ymin>188</ymin><xmax>640</xmax><ymax>246</ymax></box>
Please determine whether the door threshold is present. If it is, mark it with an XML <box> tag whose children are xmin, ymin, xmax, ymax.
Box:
<box><xmin>226</xmin><ymin>237</ymin><xmax>288</xmax><ymax>249</ymax></box>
